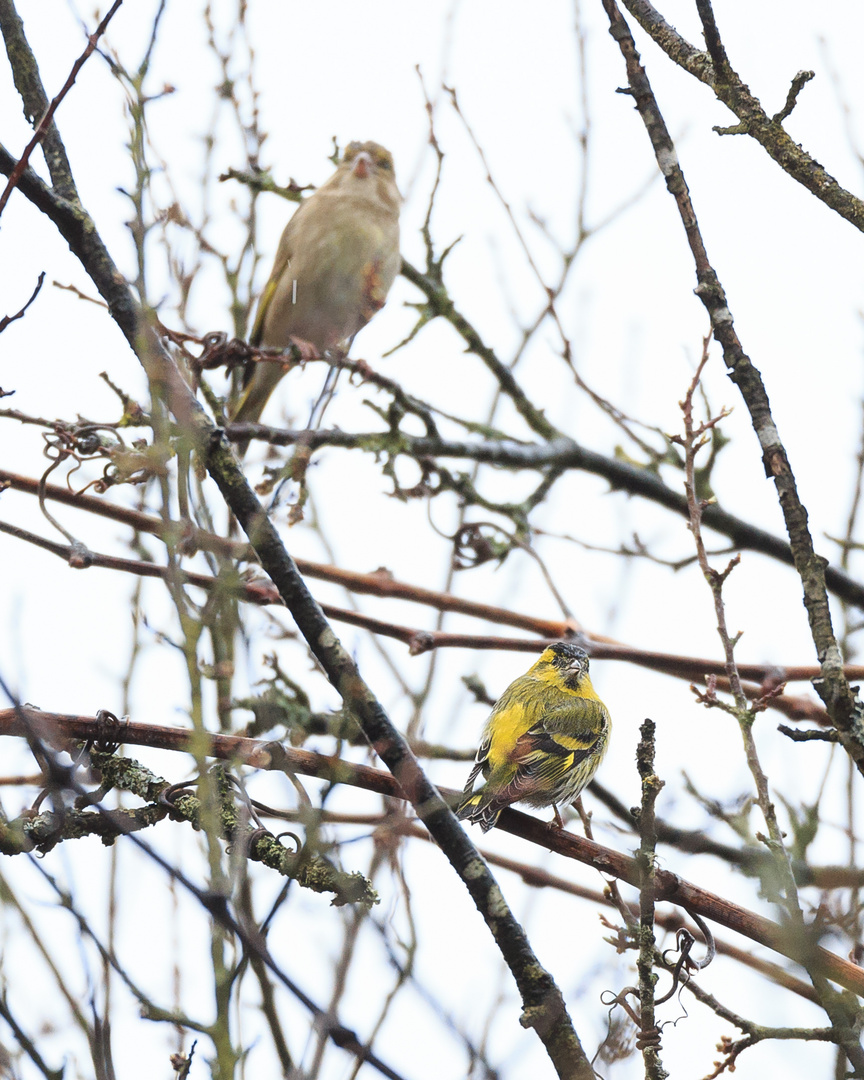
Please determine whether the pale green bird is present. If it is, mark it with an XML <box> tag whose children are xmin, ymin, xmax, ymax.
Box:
<box><xmin>456</xmin><ymin>643</ymin><xmax>611</xmax><ymax>833</ymax></box>
<box><xmin>232</xmin><ymin>141</ymin><xmax>402</xmax><ymax>427</ymax></box>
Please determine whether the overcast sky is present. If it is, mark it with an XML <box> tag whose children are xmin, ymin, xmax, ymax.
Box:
<box><xmin>2</xmin><ymin>2</ymin><xmax>864</xmax><ymax>1077</ymax></box>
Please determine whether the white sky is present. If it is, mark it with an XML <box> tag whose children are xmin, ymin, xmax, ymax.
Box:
<box><xmin>2</xmin><ymin>1</ymin><xmax>864</xmax><ymax>1077</ymax></box>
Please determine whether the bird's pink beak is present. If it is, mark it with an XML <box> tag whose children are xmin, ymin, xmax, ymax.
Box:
<box><xmin>352</xmin><ymin>151</ymin><xmax>372</xmax><ymax>179</ymax></box>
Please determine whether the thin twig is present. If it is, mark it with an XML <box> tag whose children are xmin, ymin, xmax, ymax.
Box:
<box><xmin>0</xmin><ymin>0</ymin><xmax>124</xmax><ymax>216</ymax></box>
<box><xmin>0</xmin><ymin>271</ymin><xmax>45</xmax><ymax>333</ymax></box>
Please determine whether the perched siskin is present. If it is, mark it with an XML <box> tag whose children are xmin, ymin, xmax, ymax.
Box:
<box><xmin>232</xmin><ymin>141</ymin><xmax>402</xmax><ymax>427</ymax></box>
<box><xmin>456</xmin><ymin>643</ymin><xmax>611</xmax><ymax>833</ymax></box>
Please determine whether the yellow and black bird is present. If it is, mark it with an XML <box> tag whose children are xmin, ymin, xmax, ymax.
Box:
<box><xmin>455</xmin><ymin>642</ymin><xmax>611</xmax><ymax>833</ymax></box>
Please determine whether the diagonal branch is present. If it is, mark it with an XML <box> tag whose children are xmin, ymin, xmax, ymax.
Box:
<box><xmin>0</xmin><ymin>0</ymin><xmax>123</xmax><ymax>216</ymax></box>
<box><xmin>601</xmin><ymin>0</ymin><xmax>864</xmax><ymax>779</ymax></box>
<box><xmin>620</xmin><ymin>0</ymin><xmax>864</xmax><ymax>232</ymax></box>
<box><xmin>221</xmin><ymin>423</ymin><xmax>864</xmax><ymax>609</ymax></box>
<box><xmin>0</xmin><ymin>102</ymin><xmax>596</xmax><ymax>1080</ymax></box>
<box><xmin>4</xmin><ymin>707</ymin><xmax>864</xmax><ymax>1000</ymax></box>
<box><xmin>202</xmin><ymin>431</ymin><xmax>595</xmax><ymax>1076</ymax></box>
<box><xmin>0</xmin><ymin>0</ymin><xmax>76</xmax><ymax>197</ymax></box>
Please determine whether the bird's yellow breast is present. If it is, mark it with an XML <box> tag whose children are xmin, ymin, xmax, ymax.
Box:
<box><xmin>482</xmin><ymin>659</ymin><xmax>605</xmax><ymax>770</ymax></box>
<box><xmin>485</xmin><ymin>700</ymin><xmax>531</xmax><ymax>768</ymax></box>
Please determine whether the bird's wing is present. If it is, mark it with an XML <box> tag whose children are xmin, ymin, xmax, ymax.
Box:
<box><xmin>236</xmin><ymin>206</ymin><xmax>306</xmax><ymax>421</ymax></box>
<box><xmin>248</xmin><ymin>212</ymin><xmax>301</xmax><ymax>348</ymax></box>
<box><xmin>539</xmin><ymin>698</ymin><xmax>610</xmax><ymax>742</ymax></box>
<box><xmin>511</xmin><ymin>698</ymin><xmax>609</xmax><ymax>785</ymax></box>
<box><xmin>248</xmin><ymin>274</ymin><xmax>281</xmax><ymax>349</ymax></box>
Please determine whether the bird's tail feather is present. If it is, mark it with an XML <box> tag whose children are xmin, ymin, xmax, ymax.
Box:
<box><xmin>454</xmin><ymin>790</ymin><xmax>501</xmax><ymax>833</ymax></box>
<box><xmin>231</xmin><ymin>362</ymin><xmax>286</xmax><ymax>428</ymax></box>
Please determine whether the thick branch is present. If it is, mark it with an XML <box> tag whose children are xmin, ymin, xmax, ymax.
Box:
<box><xmin>621</xmin><ymin>0</ymin><xmax>864</xmax><ymax>232</ymax></box>
<box><xmin>4</xmin><ymin>708</ymin><xmax>864</xmax><ymax>1001</ymax></box>
<box><xmin>202</xmin><ymin>431</ymin><xmax>593</xmax><ymax>1074</ymax></box>
<box><xmin>0</xmin><ymin>134</ymin><xmax>594</xmax><ymax>1073</ymax></box>
<box><xmin>636</xmin><ymin>719</ymin><xmax>668</xmax><ymax>1079</ymax></box>
<box><xmin>0</xmin><ymin>0</ymin><xmax>76</xmax><ymax>198</ymax></box>
<box><xmin>221</xmin><ymin>425</ymin><xmax>864</xmax><ymax>610</ymax></box>
<box><xmin>601</xmin><ymin>0</ymin><xmax>864</xmax><ymax>776</ymax></box>
<box><xmin>0</xmin><ymin>0</ymin><xmax>123</xmax><ymax>216</ymax></box>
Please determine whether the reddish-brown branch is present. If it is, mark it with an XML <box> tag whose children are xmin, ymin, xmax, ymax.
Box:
<box><xmin>3</xmin><ymin>706</ymin><xmax>862</xmax><ymax>998</ymax></box>
<box><xmin>0</xmin><ymin>495</ymin><xmax>842</xmax><ymax>731</ymax></box>
<box><xmin>394</xmin><ymin>824</ymin><xmax>819</xmax><ymax>1004</ymax></box>
<box><xmin>600</xmin><ymin>0</ymin><xmax>864</xmax><ymax>784</ymax></box>
<box><xmin>0</xmin><ymin>514</ymin><xmax>835</xmax><ymax>726</ymax></box>
<box><xmin>0</xmin><ymin>470</ymin><xmax>856</xmax><ymax>710</ymax></box>
<box><xmin>0</xmin><ymin>0</ymin><xmax>124</xmax><ymax>217</ymax></box>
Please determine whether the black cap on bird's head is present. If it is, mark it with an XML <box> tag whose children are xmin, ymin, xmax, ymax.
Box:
<box><xmin>541</xmin><ymin>642</ymin><xmax>590</xmax><ymax>682</ymax></box>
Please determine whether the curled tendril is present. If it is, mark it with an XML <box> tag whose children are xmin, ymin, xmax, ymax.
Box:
<box><xmin>600</xmin><ymin>986</ymin><xmax>662</xmax><ymax>1052</ymax></box>
<box><xmin>29</xmin><ymin>787</ymin><xmax>51</xmax><ymax>815</ymax></box>
<box><xmin>228</xmin><ymin>825</ymin><xmax>273</xmax><ymax>856</ymax></box>
<box><xmin>218</xmin><ymin>774</ymin><xmax>305</xmax><ymax>857</ymax></box>
<box><xmin>187</xmin><ymin>331</ymin><xmax>259</xmax><ymax>377</ymax></box>
<box><xmin>686</xmin><ymin>912</ymin><xmax>717</xmax><ymax>970</ymax></box>
<box><xmin>221</xmin><ymin>772</ymin><xmax>270</xmax><ymax>831</ymax></box>
<box><xmin>157</xmin><ymin>779</ymin><xmax>199</xmax><ymax>812</ymax></box>
<box><xmin>600</xmin><ymin>917</ymin><xmax>716</xmax><ymax>1057</ymax></box>
<box><xmin>657</xmin><ymin>916</ymin><xmax>715</xmax><ymax>1005</ymax></box>
<box><xmin>229</xmin><ymin>827</ymin><xmax>302</xmax><ymax>858</ymax></box>
<box><xmin>274</xmin><ymin>830</ymin><xmax>302</xmax><ymax>855</ymax></box>
<box><xmin>635</xmin><ymin>1025</ymin><xmax>662</xmax><ymax>1051</ymax></box>
<box><xmin>91</xmin><ymin>709</ymin><xmax>129</xmax><ymax>754</ymax></box>
<box><xmin>601</xmin><ymin>986</ymin><xmax>641</xmax><ymax>1027</ymax></box>
<box><xmin>450</xmin><ymin>521</ymin><xmax>510</xmax><ymax>569</ymax></box>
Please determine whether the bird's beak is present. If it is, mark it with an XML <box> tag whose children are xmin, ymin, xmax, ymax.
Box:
<box><xmin>351</xmin><ymin>151</ymin><xmax>373</xmax><ymax>179</ymax></box>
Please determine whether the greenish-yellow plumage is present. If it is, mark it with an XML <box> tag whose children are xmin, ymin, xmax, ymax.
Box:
<box><xmin>232</xmin><ymin>141</ymin><xmax>401</xmax><ymax>428</ymax></box>
<box><xmin>456</xmin><ymin>643</ymin><xmax>611</xmax><ymax>833</ymax></box>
